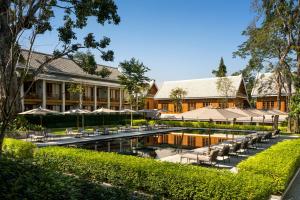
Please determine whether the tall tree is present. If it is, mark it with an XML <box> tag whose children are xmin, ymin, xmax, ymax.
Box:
<box><xmin>0</xmin><ymin>0</ymin><xmax>120</xmax><ymax>153</ymax></box>
<box><xmin>212</xmin><ymin>57</ymin><xmax>227</xmax><ymax>77</ymax></box>
<box><xmin>169</xmin><ymin>87</ymin><xmax>187</xmax><ymax>113</ymax></box>
<box><xmin>118</xmin><ymin>58</ymin><xmax>150</xmax><ymax>111</ymax></box>
<box><xmin>235</xmin><ymin>0</ymin><xmax>300</xmax><ymax>132</ymax></box>
<box><xmin>216</xmin><ymin>77</ymin><xmax>235</xmax><ymax>108</ymax></box>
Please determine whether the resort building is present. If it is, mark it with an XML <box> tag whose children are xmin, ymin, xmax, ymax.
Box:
<box><xmin>144</xmin><ymin>80</ymin><xmax>159</xmax><ymax>110</ymax></box>
<box><xmin>154</xmin><ymin>75</ymin><xmax>249</xmax><ymax>113</ymax></box>
<box><xmin>19</xmin><ymin>50</ymin><xmax>129</xmax><ymax>112</ymax></box>
<box><xmin>251</xmin><ymin>73</ymin><xmax>293</xmax><ymax>112</ymax></box>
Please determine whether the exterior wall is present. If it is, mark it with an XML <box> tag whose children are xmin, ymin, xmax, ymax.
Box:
<box><xmin>255</xmin><ymin>96</ymin><xmax>287</xmax><ymax>112</ymax></box>
<box><xmin>144</xmin><ymin>83</ymin><xmax>158</xmax><ymax>110</ymax></box>
<box><xmin>23</xmin><ymin>79</ymin><xmax>128</xmax><ymax>112</ymax></box>
<box><xmin>156</xmin><ymin>98</ymin><xmax>247</xmax><ymax>114</ymax></box>
<box><xmin>145</xmin><ymin>97</ymin><xmax>157</xmax><ymax>109</ymax></box>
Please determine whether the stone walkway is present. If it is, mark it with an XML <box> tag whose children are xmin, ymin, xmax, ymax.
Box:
<box><xmin>284</xmin><ymin>168</ymin><xmax>300</xmax><ymax>200</ymax></box>
<box><xmin>159</xmin><ymin>136</ymin><xmax>293</xmax><ymax>170</ymax></box>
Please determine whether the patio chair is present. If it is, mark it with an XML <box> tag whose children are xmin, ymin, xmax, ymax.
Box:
<box><xmin>197</xmin><ymin>149</ymin><xmax>219</xmax><ymax>166</ymax></box>
<box><xmin>238</xmin><ymin>140</ymin><xmax>249</xmax><ymax>154</ymax></box>
<box><xmin>272</xmin><ymin>130</ymin><xmax>280</xmax><ymax>138</ymax></box>
<box><xmin>103</xmin><ymin>128</ymin><xmax>110</xmax><ymax>135</ymax></box>
<box><xmin>248</xmin><ymin>137</ymin><xmax>257</xmax><ymax>149</ymax></box>
<box><xmin>218</xmin><ymin>145</ymin><xmax>230</xmax><ymax>163</ymax></box>
<box><xmin>180</xmin><ymin>153</ymin><xmax>199</xmax><ymax>163</ymax></box>
<box><xmin>94</xmin><ymin>128</ymin><xmax>101</xmax><ymax>136</ymax></box>
<box><xmin>44</xmin><ymin>129</ymin><xmax>55</xmax><ymax>141</ymax></box>
<box><xmin>256</xmin><ymin>135</ymin><xmax>263</xmax><ymax>147</ymax></box>
<box><xmin>262</xmin><ymin>132</ymin><xmax>272</xmax><ymax>142</ymax></box>
<box><xmin>229</xmin><ymin>142</ymin><xmax>241</xmax><ymax>157</ymax></box>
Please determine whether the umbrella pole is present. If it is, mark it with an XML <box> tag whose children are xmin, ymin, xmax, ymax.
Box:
<box><xmin>40</xmin><ymin>116</ymin><xmax>43</xmax><ymax>127</ymax></box>
<box><xmin>82</xmin><ymin>115</ymin><xmax>84</xmax><ymax>130</ymax></box>
<box><xmin>131</xmin><ymin>112</ymin><xmax>133</xmax><ymax>127</ymax></box>
<box><xmin>77</xmin><ymin>114</ymin><xmax>79</xmax><ymax>131</ymax></box>
<box><xmin>208</xmin><ymin>128</ymin><xmax>211</xmax><ymax>152</ymax></box>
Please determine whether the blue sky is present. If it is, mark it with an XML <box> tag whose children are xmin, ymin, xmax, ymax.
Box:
<box><xmin>22</xmin><ymin>0</ymin><xmax>255</xmax><ymax>85</ymax></box>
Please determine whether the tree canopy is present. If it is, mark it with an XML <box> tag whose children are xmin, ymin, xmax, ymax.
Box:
<box><xmin>118</xmin><ymin>58</ymin><xmax>150</xmax><ymax>110</ymax></box>
<box><xmin>169</xmin><ymin>87</ymin><xmax>187</xmax><ymax>113</ymax></box>
<box><xmin>0</xmin><ymin>0</ymin><xmax>120</xmax><ymax>151</ymax></box>
<box><xmin>212</xmin><ymin>57</ymin><xmax>227</xmax><ymax>77</ymax></box>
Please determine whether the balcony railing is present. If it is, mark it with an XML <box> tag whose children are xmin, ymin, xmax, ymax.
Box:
<box><xmin>110</xmin><ymin>98</ymin><xmax>120</xmax><ymax>102</ymax></box>
<box><xmin>47</xmin><ymin>93</ymin><xmax>61</xmax><ymax>100</ymax></box>
<box><xmin>98</xmin><ymin>98</ymin><xmax>107</xmax><ymax>102</ymax></box>
<box><xmin>83</xmin><ymin>96</ymin><xmax>94</xmax><ymax>101</ymax></box>
<box><xmin>24</xmin><ymin>93</ymin><xmax>41</xmax><ymax>99</ymax></box>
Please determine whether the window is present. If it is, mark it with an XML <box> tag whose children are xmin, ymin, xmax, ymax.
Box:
<box><xmin>174</xmin><ymin>135</ymin><xmax>182</xmax><ymax>145</ymax></box>
<box><xmin>188</xmin><ymin>102</ymin><xmax>196</xmax><ymax>111</ymax></box>
<box><xmin>263</xmin><ymin>101</ymin><xmax>275</xmax><ymax>109</ymax></box>
<box><xmin>187</xmin><ymin>136</ymin><xmax>195</xmax><ymax>147</ymax></box>
<box><xmin>202</xmin><ymin>138</ymin><xmax>209</xmax><ymax>147</ymax></box>
<box><xmin>203</xmin><ymin>102</ymin><xmax>210</xmax><ymax>107</ymax></box>
<box><xmin>219</xmin><ymin>102</ymin><xmax>228</xmax><ymax>109</ymax></box>
<box><xmin>162</xmin><ymin>104</ymin><xmax>168</xmax><ymax>112</ymax></box>
<box><xmin>162</xmin><ymin>135</ymin><xmax>168</xmax><ymax>144</ymax></box>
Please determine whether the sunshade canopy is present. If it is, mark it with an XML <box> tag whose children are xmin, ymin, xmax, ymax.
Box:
<box><xmin>225</xmin><ymin>108</ymin><xmax>261</xmax><ymax>117</ymax></box>
<box><xmin>178</xmin><ymin>107</ymin><xmax>246</xmax><ymax>121</ymax></box>
<box><xmin>19</xmin><ymin>106</ymin><xmax>60</xmax><ymax>115</ymax></box>
<box><xmin>63</xmin><ymin>108</ymin><xmax>91</xmax><ymax>114</ymax></box>
<box><xmin>119</xmin><ymin>109</ymin><xmax>136</xmax><ymax>113</ymax></box>
<box><xmin>92</xmin><ymin>107</ymin><xmax>119</xmax><ymax>113</ymax></box>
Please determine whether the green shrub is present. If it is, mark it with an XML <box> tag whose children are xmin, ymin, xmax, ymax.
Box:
<box><xmin>35</xmin><ymin>146</ymin><xmax>272</xmax><ymax>199</ymax></box>
<box><xmin>2</xmin><ymin>138</ymin><xmax>36</xmax><ymax>159</ymax></box>
<box><xmin>0</xmin><ymin>158</ymin><xmax>139</xmax><ymax>200</ymax></box>
<box><xmin>132</xmin><ymin>119</ymin><xmax>148</xmax><ymax>126</ymax></box>
<box><xmin>238</xmin><ymin>139</ymin><xmax>300</xmax><ymax>194</ymax></box>
<box><xmin>152</xmin><ymin>120</ymin><xmax>275</xmax><ymax>131</ymax></box>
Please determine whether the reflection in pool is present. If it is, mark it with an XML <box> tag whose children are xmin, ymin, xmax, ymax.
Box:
<box><xmin>79</xmin><ymin>129</ymin><xmax>253</xmax><ymax>159</ymax></box>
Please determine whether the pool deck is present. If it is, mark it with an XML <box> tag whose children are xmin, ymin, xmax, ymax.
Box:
<box><xmin>34</xmin><ymin>127</ymin><xmax>186</xmax><ymax>147</ymax></box>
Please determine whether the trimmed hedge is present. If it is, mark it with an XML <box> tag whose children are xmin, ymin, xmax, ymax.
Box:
<box><xmin>0</xmin><ymin>158</ymin><xmax>139</xmax><ymax>200</ymax></box>
<box><xmin>151</xmin><ymin>120</ymin><xmax>275</xmax><ymax>131</ymax></box>
<box><xmin>34</xmin><ymin>146</ymin><xmax>273</xmax><ymax>200</ymax></box>
<box><xmin>24</xmin><ymin>114</ymin><xmax>143</xmax><ymax>128</ymax></box>
<box><xmin>2</xmin><ymin>138</ymin><xmax>36</xmax><ymax>159</ymax></box>
<box><xmin>238</xmin><ymin>139</ymin><xmax>300</xmax><ymax>194</ymax></box>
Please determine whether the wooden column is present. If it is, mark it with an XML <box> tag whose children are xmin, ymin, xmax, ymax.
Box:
<box><xmin>62</xmin><ymin>82</ymin><xmax>65</xmax><ymax>112</ymax></box>
<box><xmin>42</xmin><ymin>80</ymin><xmax>46</xmax><ymax>108</ymax></box>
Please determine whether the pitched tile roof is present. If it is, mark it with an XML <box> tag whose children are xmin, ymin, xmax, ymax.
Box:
<box><xmin>251</xmin><ymin>73</ymin><xmax>295</xmax><ymax>97</ymax></box>
<box><xmin>20</xmin><ymin>50</ymin><xmax>121</xmax><ymax>82</ymax></box>
<box><xmin>154</xmin><ymin>75</ymin><xmax>245</xmax><ymax>100</ymax></box>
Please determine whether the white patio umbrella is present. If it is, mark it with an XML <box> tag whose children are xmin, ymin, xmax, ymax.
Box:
<box><xmin>178</xmin><ymin>107</ymin><xmax>247</xmax><ymax>121</ymax></box>
<box><xmin>225</xmin><ymin>108</ymin><xmax>261</xmax><ymax>123</ymax></box>
<box><xmin>19</xmin><ymin>106</ymin><xmax>60</xmax><ymax>126</ymax></box>
<box><xmin>178</xmin><ymin>107</ymin><xmax>247</xmax><ymax>148</ymax></box>
<box><xmin>63</xmin><ymin>108</ymin><xmax>91</xmax><ymax>130</ymax></box>
<box><xmin>92</xmin><ymin>107</ymin><xmax>119</xmax><ymax>126</ymax></box>
<box><xmin>119</xmin><ymin>109</ymin><xmax>136</xmax><ymax>126</ymax></box>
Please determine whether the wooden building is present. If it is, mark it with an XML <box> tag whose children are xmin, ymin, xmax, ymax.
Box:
<box><xmin>154</xmin><ymin>75</ymin><xmax>249</xmax><ymax>113</ymax></box>
<box><xmin>251</xmin><ymin>73</ymin><xmax>293</xmax><ymax>112</ymax></box>
<box><xmin>144</xmin><ymin>80</ymin><xmax>158</xmax><ymax>110</ymax></box>
<box><xmin>20</xmin><ymin>50</ymin><xmax>130</xmax><ymax>112</ymax></box>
